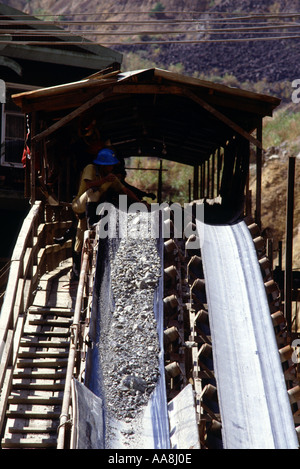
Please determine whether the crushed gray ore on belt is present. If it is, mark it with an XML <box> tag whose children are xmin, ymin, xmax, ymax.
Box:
<box><xmin>98</xmin><ymin>212</ymin><xmax>162</xmax><ymax>426</ymax></box>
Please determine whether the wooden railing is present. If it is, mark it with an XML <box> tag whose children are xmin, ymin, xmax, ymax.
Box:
<box><xmin>0</xmin><ymin>261</ymin><xmax>11</xmax><ymax>311</ymax></box>
<box><xmin>0</xmin><ymin>200</ymin><xmax>74</xmax><ymax>435</ymax></box>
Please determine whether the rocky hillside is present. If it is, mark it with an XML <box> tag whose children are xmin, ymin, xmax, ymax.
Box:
<box><xmin>3</xmin><ymin>0</ymin><xmax>300</xmax><ymax>95</ymax></box>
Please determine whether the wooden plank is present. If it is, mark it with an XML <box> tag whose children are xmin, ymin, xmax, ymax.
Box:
<box><xmin>28</xmin><ymin>318</ymin><xmax>72</xmax><ymax>326</ymax></box>
<box><xmin>10</xmin><ymin>202</ymin><xmax>41</xmax><ymax>262</ymax></box>
<box><xmin>6</xmin><ymin>410</ymin><xmax>60</xmax><ymax>419</ymax></box>
<box><xmin>13</xmin><ymin>369</ymin><xmax>66</xmax><ymax>379</ymax></box>
<box><xmin>12</xmin><ymin>382</ymin><xmax>65</xmax><ymax>391</ymax></box>
<box><xmin>0</xmin><ymin>262</ymin><xmax>21</xmax><ymax>339</ymax></box>
<box><xmin>2</xmin><ymin>436</ymin><xmax>57</xmax><ymax>448</ymax></box>
<box><xmin>0</xmin><ymin>314</ymin><xmax>27</xmax><ymax>423</ymax></box>
<box><xmin>0</xmin><ymin>329</ymin><xmax>13</xmax><ymax>389</ymax></box>
<box><xmin>20</xmin><ymin>339</ymin><xmax>70</xmax><ymax>348</ymax></box>
<box><xmin>8</xmin><ymin>396</ymin><xmax>63</xmax><ymax>405</ymax></box>
<box><xmin>0</xmin><ymin>202</ymin><xmax>42</xmax><ymax>352</ymax></box>
<box><xmin>0</xmin><ymin>367</ymin><xmax>13</xmax><ymax>436</ymax></box>
<box><xmin>255</xmin><ymin>119</ymin><xmax>263</xmax><ymax>227</ymax></box>
<box><xmin>8</xmin><ymin>426</ymin><xmax>57</xmax><ymax>434</ymax></box>
<box><xmin>32</xmin><ymin>294</ymin><xmax>75</xmax><ymax>310</ymax></box>
<box><xmin>18</xmin><ymin>351</ymin><xmax>69</xmax><ymax>359</ymax></box>
<box><xmin>32</xmin><ymin>86</ymin><xmax>115</xmax><ymax>143</ymax></box>
<box><xmin>17</xmin><ymin>358</ymin><xmax>69</xmax><ymax>368</ymax></box>
<box><xmin>284</xmin><ymin>156</ymin><xmax>296</xmax><ymax>338</ymax></box>
<box><xmin>153</xmin><ymin>68</ymin><xmax>280</xmax><ymax>106</ymax></box>
<box><xmin>114</xmin><ymin>84</ymin><xmax>183</xmax><ymax>95</ymax></box>
<box><xmin>22</xmin><ymin>330</ymin><xmax>70</xmax><ymax>338</ymax></box>
<box><xmin>28</xmin><ymin>306</ymin><xmax>74</xmax><ymax>314</ymax></box>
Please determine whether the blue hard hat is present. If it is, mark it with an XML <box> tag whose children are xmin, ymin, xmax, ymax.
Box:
<box><xmin>93</xmin><ymin>148</ymin><xmax>119</xmax><ymax>165</ymax></box>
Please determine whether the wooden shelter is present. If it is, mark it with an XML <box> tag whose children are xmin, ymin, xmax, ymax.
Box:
<box><xmin>12</xmin><ymin>67</ymin><xmax>280</xmax><ymax>223</ymax></box>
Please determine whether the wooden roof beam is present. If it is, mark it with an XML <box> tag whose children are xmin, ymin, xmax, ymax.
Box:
<box><xmin>31</xmin><ymin>86</ymin><xmax>115</xmax><ymax>144</ymax></box>
<box><xmin>183</xmin><ymin>88</ymin><xmax>263</xmax><ymax>150</ymax></box>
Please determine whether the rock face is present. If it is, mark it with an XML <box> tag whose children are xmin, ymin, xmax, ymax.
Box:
<box><xmin>115</xmin><ymin>0</ymin><xmax>300</xmax><ymax>93</ymax></box>
<box><xmin>95</xmin><ymin>211</ymin><xmax>162</xmax><ymax>447</ymax></box>
<box><xmin>11</xmin><ymin>0</ymin><xmax>300</xmax><ymax>90</ymax></box>
<box><xmin>153</xmin><ymin>36</ymin><xmax>300</xmax><ymax>85</ymax></box>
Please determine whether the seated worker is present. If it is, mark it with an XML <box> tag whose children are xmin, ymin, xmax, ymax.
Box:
<box><xmin>70</xmin><ymin>147</ymin><xmax>143</xmax><ymax>279</ymax></box>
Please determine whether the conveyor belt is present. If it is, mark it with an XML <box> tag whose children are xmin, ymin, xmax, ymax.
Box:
<box><xmin>83</xmin><ymin>215</ymin><xmax>170</xmax><ymax>449</ymax></box>
<box><xmin>197</xmin><ymin>219</ymin><xmax>298</xmax><ymax>449</ymax></box>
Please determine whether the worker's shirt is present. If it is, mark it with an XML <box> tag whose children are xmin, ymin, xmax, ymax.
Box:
<box><xmin>74</xmin><ymin>163</ymin><xmax>125</xmax><ymax>202</ymax></box>
<box><xmin>76</xmin><ymin>164</ymin><xmax>101</xmax><ymax>198</ymax></box>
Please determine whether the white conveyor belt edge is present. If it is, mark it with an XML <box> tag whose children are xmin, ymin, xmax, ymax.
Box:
<box><xmin>197</xmin><ymin>219</ymin><xmax>298</xmax><ymax>449</ymax></box>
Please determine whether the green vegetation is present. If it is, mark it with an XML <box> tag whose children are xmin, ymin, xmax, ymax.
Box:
<box><xmin>263</xmin><ymin>107</ymin><xmax>300</xmax><ymax>151</ymax></box>
<box><xmin>126</xmin><ymin>157</ymin><xmax>193</xmax><ymax>205</ymax></box>
<box><xmin>149</xmin><ymin>2</ymin><xmax>166</xmax><ymax>19</ymax></box>
<box><xmin>121</xmin><ymin>51</ymin><xmax>293</xmax><ymax>104</ymax></box>
<box><xmin>32</xmin><ymin>8</ymin><xmax>59</xmax><ymax>21</ymax></box>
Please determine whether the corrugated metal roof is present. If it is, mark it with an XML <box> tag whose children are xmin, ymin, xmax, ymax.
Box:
<box><xmin>0</xmin><ymin>3</ymin><xmax>122</xmax><ymax>70</ymax></box>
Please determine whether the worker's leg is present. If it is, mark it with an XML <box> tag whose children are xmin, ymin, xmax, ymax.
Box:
<box><xmin>86</xmin><ymin>189</ymin><xmax>101</xmax><ymax>228</ymax></box>
<box><xmin>53</xmin><ymin>221</ymin><xmax>77</xmax><ymax>246</ymax></box>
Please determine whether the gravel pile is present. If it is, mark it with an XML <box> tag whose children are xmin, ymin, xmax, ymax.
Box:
<box><xmin>96</xmin><ymin>211</ymin><xmax>162</xmax><ymax>447</ymax></box>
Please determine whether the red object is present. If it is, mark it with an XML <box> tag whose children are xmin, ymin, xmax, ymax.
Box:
<box><xmin>22</xmin><ymin>143</ymin><xmax>30</xmax><ymax>168</ymax></box>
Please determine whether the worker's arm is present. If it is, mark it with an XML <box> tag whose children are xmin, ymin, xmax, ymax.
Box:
<box><xmin>122</xmin><ymin>186</ymin><xmax>141</xmax><ymax>203</ymax></box>
<box><xmin>85</xmin><ymin>173</ymin><xmax>116</xmax><ymax>190</ymax></box>
<box><xmin>110</xmin><ymin>176</ymin><xmax>150</xmax><ymax>208</ymax></box>
<box><xmin>121</xmin><ymin>185</ymin><xmax>150</xmax><ymax>209</ymax></box>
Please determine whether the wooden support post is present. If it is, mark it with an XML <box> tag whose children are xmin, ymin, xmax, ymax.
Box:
<box><xmin>255</xmin><ymin>120</ymin><xmax>263</xmax><ymax>228</ymax></box>
<box><xmin>267</xmin><ymin>238</ymin><xmax>273</xmax><ymax>272</ymax></box>
<box><xmin>201</xmin><ymin>162</ymin><xmax>205</xmax><ymax>199</ymax></box>
<box><xmin>284</xmin><ymin>156</ymin><xmax>296</xmax><ymax>340</ymax></box>
<box><xmin>30</xmin><ymin>112</ymin><xmax>37</xmax><ymax>205</ymax></box>
<box><xmin>217</xmin><ymin>148</ymin><xmax>221</xmax><ymax>193</ymax></box>
<box><xmin>246</xmin><ymin>172</ymin><xmax>252</xmax><ymax>218</ymax></box>
<box><xmin>66</xmin><ymin>155</ymin><xmax>71</xmax><ymax>202</ymax></box>
<box><xmin>199</xmin><ymin>165</ymin><xmax>202</xmax><ymax>199</ymax></box>
<box><xmin>206</xmin><ymin>158</ymin><xmax>210</xmax><ymax>198</ymax></box>
<box><xmin>278</xmin><ymin>240</ymin><xmax>283</xmax><ymax>271</ymax></box>
<box><xmin>157</xmin><ymin>159</ymin><xmax>163</xmax><ymax>204</ymax></box>
<box><xmin>211</xmin><ymin>151</ymin><xmax>215</xmax><ymax>199</ymax></box>
<box><xmin>193</xmin><ymin>164</ymin><xmax>199</xmax><ymax>201</ymax></box>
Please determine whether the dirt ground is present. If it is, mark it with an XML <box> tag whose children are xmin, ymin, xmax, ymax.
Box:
<box><xmin>249</xmin><ymin>149</ymin><xmax>300</xmax><ymax>269</ymax></box>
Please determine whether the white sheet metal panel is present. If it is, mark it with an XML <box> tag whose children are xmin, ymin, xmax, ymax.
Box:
<box><xmin>72</xmin><ymin>379</ymin><xmax>104</xmax><ymax>449</ymax></box>
<box><xmin>168</xmin><ymin>384</ymin><xmax>200</xmax><ymax>449</ymax></box>
<box><xmin>198</xmin><ymin>219</ymin><xmax>298</xmax><ymax>449</ymax></box>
